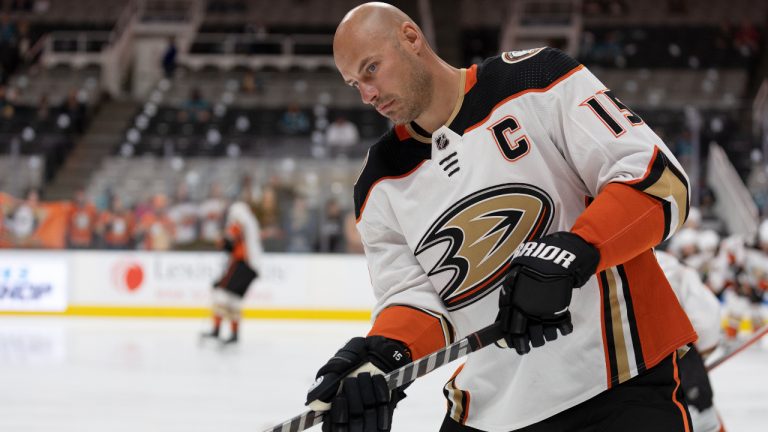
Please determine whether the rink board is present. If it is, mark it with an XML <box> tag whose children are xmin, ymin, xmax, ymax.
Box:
<box><xmin>0</xmin><ymin>250</ymin><xmax>374</xmax><ymax>320</ymax></box>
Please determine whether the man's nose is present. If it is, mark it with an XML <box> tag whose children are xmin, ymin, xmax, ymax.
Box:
<box><xmin>358</xmin><ymin>82</ymin><xmax>378</xmax><ymax>105</ymax></box>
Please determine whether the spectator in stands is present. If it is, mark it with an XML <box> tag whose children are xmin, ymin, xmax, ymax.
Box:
<box><xmin>734</xmin><ymin>19</ymin><xmax>760</xmax><ymax>58</ymax></box>
<box><xmin>318</xmin><ymin>198</ymin><xmax>345</xmax><ymax>253</ymax></box>
<box><xmin>136</xmin><ymin>193</ymin><xmax>175</xmax><ymax>250</ymax></box>
<box><xmin>278</xmin><ymin>103</ymin><xmax>310</xmax><ymax>135</ymax></box>
<box><xmin>245</xmin><ymin>20</ymin><xmax>268</xmax><ymax>39</ymax></box>
<box><xmin>61</xmin><ymin>88</ymin><xmax>86</xmax><ymax>133</ymax></box>
<box><xmin>96</xmin><ymin>195</ymin><xmax>135</xmax><ymax>249</ymax></box>
<box><xmin>241</xmin><ymin>70</ymin><xmax>263</xmax><ymax>94</ymax></box>
<box><xmin>254</xmin><ymin>184</ymin><xmax>284</xmax><ymax>251</ymax></box>
<box><xmin>343</xmin><ymin>210</ymin><xmax>364</xmax><ymax>254</ymax></box>
<box><xmin>0</xmin><ymin>14</ymin><xmax>19</xmax><ymax>85</ymax></box>
<box><xmin>199</xmin><ymin>182</ymin><xmax>227</xmax><ymax>245</ymax></box>
<box><xmin>591</xmin><ymin>31</ymin><xmax>624</xmax><ymax>66</ymax></box>
<box><xmin>672</xmin><ymin>130</ymin><xmax>693</xmax><ymax>174</ymax></box>
<box><xmin>162</xmin><ymin>37</ymin><xmax>178</xmax><ymax>79</ymax></box>
<box><xmin>714</xmin><ymin>21</ymin><xmax>735</xmax><ymax>65</ymax></box>
<box><xmin>0</xmin><ymin>84</ymin><xmax>15</xmax><ymax>120</ymax></box>
<box><xmin>0</xmin><ymin>14</ymin><xmax>16</xmax><ymax>43</ymax></box>
<box><xmin>133</xmin><ymin>192</ymin><xmax>153</xmax><ymax>221</ymax></box>
<box><xmin>179</xmin><ymin>87</ymin><xmax>211</xmax><ymax>123</ymax></box>
<box><xmin>0</xmin><ymin>193</ymin><xmax>10</xmax><ymax>247</ymax></box>
<box><xmin>284</xmin><ymin>195</ymin><xmax>317</xmax><ymax>253</ymax></box>
<box><xmin>8</xmin><ymin>188</ymin><xmax>44</xmax><ymax>248</ymax></box>
<box><xmin>36</xmin><ymin>94</ymin><xmax>50</xmax><ymax>121</ymax></box>
<box><xmin>325</xmin><ymin>116</ymin><xmax>360</xmax><ymax>156</ymax></box>
<box><xmin>268</xmin><ymin>174</ymin><xmax>297</xmax><ymax>214</ymax></box>
<box><xmin>237</xmin><ymin>173</ymin><xmax>258</xmax><ymax>208</ymax></box>
<box><xmin>66</xmin><ymin>189</ymin><xmax>98</xmax><ymax>249</ymax></box>
<box><xmin>168</xmin><ymin>183</ymin><xmax>199</xmax><ymax>249</ymax></box>
<box><xmin>15</xmin><ymin>19</ymin><xmax>30</xmax><ymax>65</ymax></box>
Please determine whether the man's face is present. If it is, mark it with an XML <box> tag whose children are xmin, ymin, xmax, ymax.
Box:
<box><xmin>334</xmin><ymin>30</ymin><xmax>432</xmax><ymax>125</ymax></box>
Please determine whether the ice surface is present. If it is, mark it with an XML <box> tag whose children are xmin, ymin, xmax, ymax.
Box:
<box><xmin>0</xmin><ymin>317</ymin><xmax>764</xmax><ymax>431</ymax></box>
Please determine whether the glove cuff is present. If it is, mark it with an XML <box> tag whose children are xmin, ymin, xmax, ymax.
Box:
<box><xmin>365</xmin><ymin>336</ymin><xmax>412</xmax><ymax>373</ymax></box>
<box><xmin>554</xmin><ymin>232</ymin><xmax>600</xmax><ymax>287</ymax></box>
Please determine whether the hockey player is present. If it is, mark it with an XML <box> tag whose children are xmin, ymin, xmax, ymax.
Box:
<box><xmin>201</xmin><ymin>201</ymin><xmax>262</xmax><ymax>345</ymax></box>
<box><xmin>306</xmin><ymin>3</ymin><xmax>695</xmax><ymax>431</ymax></box>
<box><xmin>709</xmin><ymin>233</ymin><xmax>766</xmax><ymax>340</ymax></box>
<box><xmin>656</xmin><ymin>250</ymin><xmax>725</xmax><ymax>432</ymax></box>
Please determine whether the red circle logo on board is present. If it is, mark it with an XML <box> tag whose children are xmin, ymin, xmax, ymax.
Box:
<box><xmin>112</xmin><ymin>260</ymin><xmax>145</xmax><ymax>292</ymax></box>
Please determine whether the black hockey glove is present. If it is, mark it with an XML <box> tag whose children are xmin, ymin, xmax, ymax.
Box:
<box><xmin>306</xmin><ymin>336</ymin><xmax>411</xmax><ymax>432</ymax></box>
<box><xmin>497</xmin><ymin>232</ymin><xmax>600</xmax><ymax>355</ymax></box>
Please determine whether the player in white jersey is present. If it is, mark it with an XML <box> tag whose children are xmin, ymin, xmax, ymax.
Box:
<box><xmin>201</xmin><ymin>201</ymin><xmax>262</xmax><ymax>345</ymax></box>
<box><xmin>305</xmin><ymin>3</ymin><xmax>696</xmax><ymax>431</ymax></box>
<box><xmin>656</xmin><ymin>251</ymin><xmax>725</xmax><ymax>432</ymax></box>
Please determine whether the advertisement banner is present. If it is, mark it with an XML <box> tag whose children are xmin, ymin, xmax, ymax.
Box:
<box><xmin>0</xmin><ymin>255</ymin><xmax>68</xmax><ymax>311</ymax></box>
<box><xmin>69</xmin><ymin>251</ymin><xmax>375</xmax><ymax>309</ymax></box>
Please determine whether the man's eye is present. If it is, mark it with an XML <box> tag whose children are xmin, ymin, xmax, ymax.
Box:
<box><xmin>367</xmin><ymin>63</ymin><xmax>377</xmax><ymax>73</ymax></box>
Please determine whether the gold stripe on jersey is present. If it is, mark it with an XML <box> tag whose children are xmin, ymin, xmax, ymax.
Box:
<box><xmin>445</xmin><ymin>68</ymin><xmax>467</xmax><ymax>126</ymax></box>
<box><xmin>404</xmin><ymin>123</ymin><xmax>432</xmax><ymax>143</ymax></box>
<box><xmin>628</xmin><ymin>147</ymin><xmax>690</xmax><ymax>240</ymax></box>
<box><xmin>444</xmin><ymin>366</ymin><xmax>469</xmax><ymax>424</ymax></box>
<box><xmin>605</xmin><ymin>268</ymin><xmax>631</xmax><ymax>384</ymax></box>
<box><xmin>404</xmin><ymin>68</ymin><xmax>470</xmax><ymax>143</ymax></box>
<box><xmin>643</xmin><ymin>168</ymin><xmax>689</xmax><ymax>236</ymax></box>
<box><xmin>600</xmin><ymin>266</ymin><xmax>646</xmax><ymax>388</ymax></box>
<box><xmin>411</xmin><ymin>304</ymin><xmax>456</xmax><ymax>346</ymax></box>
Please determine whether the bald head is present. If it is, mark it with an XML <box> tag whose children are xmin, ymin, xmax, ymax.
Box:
<box><xmin>335</xmin><ymin>2</ymin><xmax>412</xmax><ymax>47</ymax></box>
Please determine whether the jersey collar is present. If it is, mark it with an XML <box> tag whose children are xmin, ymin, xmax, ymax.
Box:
<box><xmin>399</xmin><ymin>64</ymin><xmax>478</xmax><ymax>143</ymax></box>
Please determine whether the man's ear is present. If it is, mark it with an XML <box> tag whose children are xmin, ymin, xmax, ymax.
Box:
<box><xmin>400</xmin><ymin>22</ymin><xmax>422</xmax><ymax>52</ymax></box>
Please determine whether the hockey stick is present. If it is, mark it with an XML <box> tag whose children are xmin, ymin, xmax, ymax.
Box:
<box><xmin>263</xmin><ymin>322</ymin><xmax>505</xmax><ymax>432</ymax></box>
<box><xmin>705</xmin><ymin>325</ymin><xmax>768</xmax><ymax>371</ymax></box>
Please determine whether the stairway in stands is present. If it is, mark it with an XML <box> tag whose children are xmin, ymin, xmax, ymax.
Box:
<box><xmin>45</xmin><ymin>100</ymin><xmax>137</xmax><ymax>201</ymax></box>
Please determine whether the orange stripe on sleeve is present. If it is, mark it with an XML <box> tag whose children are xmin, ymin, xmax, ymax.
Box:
<box><xmin>368</xmin><ymin>305</ymin><xmax>447</xmax><ymax>360</ymax></box>
<box><xmin>571</xmin><ymin>182</ymin><xmax>665</xmax><ymax>272</ymax></box>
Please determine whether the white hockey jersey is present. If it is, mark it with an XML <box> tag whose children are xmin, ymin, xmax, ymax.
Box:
<box><xmin>656</xmin><ymin>251</ymin><xmax>721</xmax><ymax>352</ymax></box>
<box><xmin>355</xmin><ymin>48</ymin><xmax>696</xmax><ymax>430</ymax></box>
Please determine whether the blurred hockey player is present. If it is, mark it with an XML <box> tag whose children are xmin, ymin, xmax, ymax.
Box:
<box><xmin>709</xmin><ymin>233</ymin><xmax>766</xmax><ymax>341</ymax></box>
<box><xmin>657</xmin><ymin>251</ymin><xmax>725</xmax><ymax>432</ymax></box>
<box><xmin>748</xmin><ymin>221</ymin><xmax>768</xmax><ymax>329</ymax></box>
<box><xmin>668</xmin><ymin>227</ymin><xmax>700</xmax><ymax>262</ymax></box>
<box><xmin>692</xmin><ymin>229</ymin><xmax>721</xmax><ymax>283</ymax></box>
<box><xmin>201</xmin><ymin>201</ymin><xmax>262</xmax><ymax>345</ymax></box>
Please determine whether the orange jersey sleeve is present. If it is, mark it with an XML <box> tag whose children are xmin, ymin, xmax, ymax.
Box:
<box><xmin>368</xmin><ymin>305</ymin><xmax>453</xmax><ymax>360</ymax></box>
<box><xmin>571</xmin><ymin>183</ymin><xmax>665</xmax><ymax>272</ymax></box>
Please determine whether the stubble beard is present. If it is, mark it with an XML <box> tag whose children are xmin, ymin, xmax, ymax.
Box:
<box><xmin>389</xmin><ymin>55</ymin><xmax>433</xmax><ymax>126</ymax></box>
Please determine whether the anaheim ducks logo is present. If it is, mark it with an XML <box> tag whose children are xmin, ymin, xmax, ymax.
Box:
<box><xmin>415</xmin><ymin>184</ymin><xmax>554</xmax><ymax>310</ymax></box>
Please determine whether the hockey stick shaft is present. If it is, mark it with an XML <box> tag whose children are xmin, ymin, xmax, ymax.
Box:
<box><xmin>705</xmin><ymin>325</ymin><xmax>768</xmax><ymax>371</ymax></box>
<box><xmin>263</xmin><ymin>322</ymin><xmax>504</xmax><ymax>432</ymax></box>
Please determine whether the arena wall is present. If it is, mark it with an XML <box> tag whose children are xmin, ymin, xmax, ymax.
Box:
<box><xmin>0</xmin><ymin>251</ymin><xmax>374</xmax><ymax>320</ymax></box>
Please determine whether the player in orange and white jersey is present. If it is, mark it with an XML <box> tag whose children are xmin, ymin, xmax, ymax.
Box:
<box><xmin>201</xmin><ymin>201</ymin><xmax>262</xmax><ymax>345</ymax></box>
<box><xmin>304</xmin><ymin>4</ymin><xmax>696</xmax><ymax>432</ymax></box>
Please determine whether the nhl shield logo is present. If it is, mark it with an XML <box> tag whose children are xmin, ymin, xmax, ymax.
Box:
<box><xmin>435</xmin><ymin>133</ymin><xmax>449</xmax><ymax>150</ymax></box>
